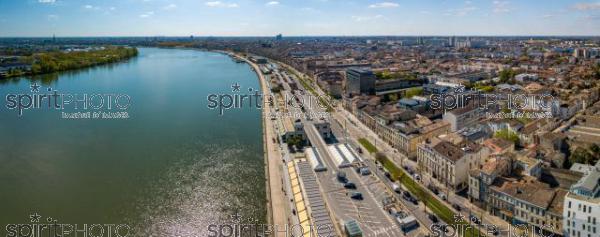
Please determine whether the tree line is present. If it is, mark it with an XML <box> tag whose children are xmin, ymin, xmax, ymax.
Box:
<box><xmin>1</xmin><ymin>46</ymin><xmax>138</xmax><ymax>78</ymax></box>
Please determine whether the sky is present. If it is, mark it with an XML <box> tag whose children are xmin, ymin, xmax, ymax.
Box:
<box><xmin>0</xmin><ymin>0</ymin><xmax>599</xmax><ymax>37</ymax></box>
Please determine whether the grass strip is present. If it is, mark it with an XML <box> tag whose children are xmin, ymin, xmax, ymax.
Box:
<box><xmin>374</xmin><ymin>151</ymin><xmax>483</xmax><ymax>237</ymax></box>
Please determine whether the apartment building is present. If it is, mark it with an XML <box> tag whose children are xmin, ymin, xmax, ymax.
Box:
<box><xmin>418</xmin><ymin>139</ymin><xmax>488</xmax><ymax>191</ymax></box>
<box><xmin>347</xmin><ymin>96</ymin><xmax>450</xmax><ymax>158</ymax></box>
<box><xmin>488</xmin><ymin>177</ymin><xmax>565</xmax><ymax>235</ymax></box>
<box><xmin>443</xmin><ymin>105</ymin><xmax>484</xmax><ymax>132</ymax></box>
<box><xmin>563</xmin><ymin>161</ymin><xmax>600</xmax><ymax>237</ymax></box>
<box><xmin>469</xmin><ymin>154</ymin><xmax>567</xmax><ymax>236</ymax></box>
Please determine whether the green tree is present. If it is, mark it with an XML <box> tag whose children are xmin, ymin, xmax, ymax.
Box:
<box><xmin>286</xmin><ymin>136</ymin><xmax>303</xmax><ymax>148</ymax></box>
<box><xmin>570</xmin><ymin>147</ymin><xmax>592</xmax><ymax>165</ymax></box>
<box><xmin>474</xmin><ymin>85</ymin><xmax>494</xmax><ymax>92</ymax></box>
<box><xmin>499</xmin><ymin>69</ymin><xmax>516</xmax><ymax>84</ymax></box>
<box><xmin>404</xmin><ymin>87</ymin><xmax>423</xmax><ymax>99</ymax></box>
<box><xmin>494</xmin><ymin>129</ymin><xmax>519</xmax><ymax>145</ymax></box>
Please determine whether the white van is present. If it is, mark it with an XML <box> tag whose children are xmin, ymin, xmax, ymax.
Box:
<box><xmin>391</xmin><ymin>183</ymin><xmax>401</xmax><ymax>193</ymax></box>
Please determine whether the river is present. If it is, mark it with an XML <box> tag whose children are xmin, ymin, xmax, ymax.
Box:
<box><xmin>0</xmin><ymin>47</ymin><xmax>266</xmax><ymax>236</ymax></box>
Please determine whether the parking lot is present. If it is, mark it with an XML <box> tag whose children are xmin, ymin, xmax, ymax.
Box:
<box><xmin>315</xmin><ymin>165</ymin><xmax>405</xmax><ymax>237</ymax></box>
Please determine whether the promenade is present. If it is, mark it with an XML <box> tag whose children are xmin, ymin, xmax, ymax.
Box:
<box><xmin>240</xmin><ymin>54</ymin><xmax>290</xmax><ymax>235</ymax></box>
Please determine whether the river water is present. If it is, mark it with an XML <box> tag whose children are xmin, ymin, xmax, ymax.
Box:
<box><xmin>0</xmin><ymin>47</ymin><xmax>266</xmax><ymax>236</ymax></box>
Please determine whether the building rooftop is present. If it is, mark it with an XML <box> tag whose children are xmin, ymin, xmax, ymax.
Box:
<box><xmin>398</xmin><ymin>98</ymin><xmax>419</xmax><ymax>107</ymax></box>
<box><xmin>483</xmin><ymin>138</ymin><xmax>514</xmax><ymax>153</ymax></box>
<box><xmin>570</xmin><ymin>163</ymin><xmax>595</xmax><ymax>174</ymax></box>
<box><xmin>492</xmin><ymin>177</ymin><xmax>556</xmax><ymax>209</ymax></box>
<box><xmin>549</xmin><ymin>189</ymin><xmax>567</xmax><ymax>215</ymax></box>
<box><xmin>570</xmin><ymin>162</ymin><xmax>600</xmax><ymax>197</ymax></box>
<box><xmin>433</xmin><ymin>141</ymin><xmax>465</xmax><ymax>162</ymax></box>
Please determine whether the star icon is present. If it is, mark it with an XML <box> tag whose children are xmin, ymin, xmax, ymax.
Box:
<box><xmin>30</xmin><ymin>213</ymin><xmax>42</xmax><ymax>223</ymax></box>
<box><xmin>231</xmin><ymin>83</ymin><xmax>241</xmax><ymax>92</ymax></box>
<box><xmin>454</xmin><ymin>213</ymin><xmax>465</xmax><ymax>222</ymax></box>
<box><xmin>454</xmin><ymin>84</ymin><xmax>466</xmax><ymax>93</ymax></box>
<box><xmin>230</xmin><ymin>212</ymin><xmax>242</xmax><ymax>223</ymax></box>
<box><xmin>30</xmin><ymin>83</ymin><xmax>41</xmax><ymax>93</ymax></box>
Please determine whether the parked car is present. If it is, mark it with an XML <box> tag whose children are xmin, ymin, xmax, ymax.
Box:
<box><xmin>428</xmin><ymin>214</ymin><xmax>439</xmax><ymax>223</ymax></box>
<box><xmin>402</xmin><ymin>191</ymin><xmax>418</xmax><ymax>205</ymax></box>
<box><xmin>384</xmin><ymin>171</ymin><xmax>392</xmax><ymax>179</ymax></box>
<box><xmin>337</xmin><ymin>171</ymin><xmax>347</xmax><ymax>183</ymax></box>
<box><xmin>360</xmin><ymin>167</ymin><xmax>371</xmax><ymax>176</ymax></box>
<box><xmin>350</xmin><ymin>192</ymin><xmax>363</xmax><ymax>200</ymax></box>
<box><xmin>344</xmin><ymin>182</ymin><xmax>357</xmax><ymax>189</ymax></box>
<box><xmin>428</xmin><ymin>184</ymin><xmax>439</xmax><ymax>195</ymax></box>
<box><xmin>409</xmin><ymin>197</ymin><xmax>418</xmax><ymax>205</ymax></box>
<box><xmin>438</xmin><ymin>193</ymin><xmax>447</xmax><ymax>201</ymax></box>
<box><xmin>413</xmin><ymin>174</ymin><xmax>421</xmax><ymax>181</ymax></box>
<box><xmin>452</xmin><ymin>203</ymin><xmax>462</xmax><ymax>211</ymax></box>
<box><xmin>357</xmin><ymin>148</ymin><xmax>363</xmax><ymax>154</ymax></box>
<box><xmin>469</xmin><ymin>214</ymin><xmax>481</xmax><ymax>224</ymax></box>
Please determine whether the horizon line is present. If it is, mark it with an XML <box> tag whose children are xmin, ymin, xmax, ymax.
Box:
<box><xmin>1</xmin><ymin>34</ymin><xmax>600</xmax><ymax>39</ymax></box>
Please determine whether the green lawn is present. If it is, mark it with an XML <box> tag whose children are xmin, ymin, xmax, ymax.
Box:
<box><xmin>358</xmin><ymin>138</ymin><xmax>378</xmax><ymax>154</ymax></box>
<box><xmin>375</xmin><ymin>154</ymin><xmax>482</xmax><ymax>237</ymax></box>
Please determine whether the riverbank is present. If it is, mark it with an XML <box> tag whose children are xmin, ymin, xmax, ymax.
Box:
<box><xmin>230</xmin><ymin>52</ymin><xmax>289</xmax><ymax>229</ymax></box>
<box><xmin>0</xmin><ymin>46</ymin><xmax>138</xmax><ymax>79</ymax></box>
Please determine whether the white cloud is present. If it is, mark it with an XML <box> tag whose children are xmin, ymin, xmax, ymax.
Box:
<box><xmin>164</xmin><ymin>4</ymin><xmax>177</xmax><ymax>10</ymax></box>
<box><xmin>38</xmin><ymin>0</ymin><xmax>56</xmax><ymax>4</ymax></box>
<box><xmin>109</xmin><ymin>7</ymin><xmax>116</xmax><ymax>11</ymax></box>
<box><xmin>573</xmin><ymin>2</ymin><xmax>600</xmax><ymax>11</ymax></box>
<box><xmin>205</xmin><ymin>1</ymin><xmax>239</xmax><ymax>8</ymax></box>
<box><xmin>83</xmin><ymin>5</ymin><xmax>100</xmax><ymax>10</ymax></box>
<box><xmin>493</xmin><ymin>1</ymin><xmax>511</xmax><ymax>13</ymax></box>
<box><xmin>266</xmin><ymin>1</ymin><xmax>279</xmax><ymax>6</ymax></box>
<box><xmin>445</xmin><ymin>6</ymin><xmax>477</xmax><ymax>16</ymax></box>
<box><xmin>47</xmin><ymin>14</ymin><xmax>59</xmax><ymax>20</ymax></box>
<box><xmin>368</xmin><ymin>2</ymin><xmax>399</xmax><ymax>9</ymax></box>
<box><xmin>139</xmin><ymin>11</ymin><xmax>154</xmax><ymax>18</ymax></box>
<box><xmin>352</xmin><ymin>15</ymin><xmax>383</xmax><ymax>22</ymax></box>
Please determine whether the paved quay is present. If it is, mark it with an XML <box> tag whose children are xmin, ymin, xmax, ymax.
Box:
<box><xmin>239</xmin><ymin>53</ymin><xmax>290</xmax><ymax>236</ymax></box>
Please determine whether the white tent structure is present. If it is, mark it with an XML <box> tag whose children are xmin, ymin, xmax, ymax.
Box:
<box><xmin>305</xmin><ymin>147</ymin><xmax>327</xmax><ymax>172</ymax></box>
<box><xmin>328</xmin><ymin>145</ymin><xmax>352</xmax><ymax>168</ymax></box>
<box><xmin>337</xmin><ymin>144</ymin><xmax>363</xmax><ymax>164</ymax></box>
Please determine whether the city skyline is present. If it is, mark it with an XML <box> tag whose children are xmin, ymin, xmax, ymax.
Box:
<box><xmin>0</xmin><ymin>0</ymin><xmax>600</xmax><ymax>37</ymax></box>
